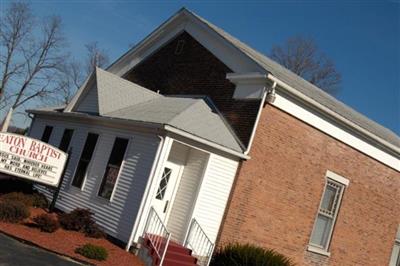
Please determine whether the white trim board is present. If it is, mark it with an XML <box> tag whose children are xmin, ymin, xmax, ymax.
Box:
<box><xmin>271</xmin><ymin>93</ymin><xmax>400</xmax><ymax>171</ymax></box>
<box><xmin>326</xmin><ymin>170</ymin><xmax>350</xmax><ymax>186</ymax></box>
<box><xmin>107</xmin><ymin>9</ymin><xmax>262</xmax><ymax>77</ymax></box>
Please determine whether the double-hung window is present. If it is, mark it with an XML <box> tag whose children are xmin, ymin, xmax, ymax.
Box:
<box><xmin>41</xmin><ymin>126</ymin><xmax>53</xmax><ymax>143</ymax></box>
<box><xmin>71</xmin><ymin>133</ymin><xmax>98</xmax><ymax>188</ymax></box>
<box><xmin>98</xmin><ymin>137</ymin><xmax>129</xmax><ymax>200</ymax></box>
<box><xmin>309</xmin><ymin>171</ymin><xmax>348</xmax><ymax>255</ymax></box>
<box><xmin>389</xmin><ymin>226</ymin><xmax>400</xmax><ymax>266</ymax></box>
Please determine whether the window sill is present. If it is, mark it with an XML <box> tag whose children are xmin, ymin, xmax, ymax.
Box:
<box><xmin>94</xmin><ymin>195</ymin><xmax>112</xmax><ymax>205</ymax></box>
<box><xmin>307</xmin><ymin>245</ymin><xmax>331</xmax><ymax>257</ymax></box>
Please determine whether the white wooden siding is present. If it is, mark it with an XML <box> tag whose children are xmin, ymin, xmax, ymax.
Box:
<box><xmin>74</xmin><ymin>83</ymin><xmax>99</xmax><ymax>113</ymax></box>
<box><xmin>191</xmin><ymin>154</ymin><xmax>239</xmax><ymax>243</ymax></box>
<box><xmin>30</xmin><ymin>116</ymin><xmax>159</xmax><ymax>243</ymax></box>
<box><xmin>167</xmin><ymin>149</ymin><xmax>209</xmax><ymax>242</ymax></box>
<box><xmin>167</xmin><ymin>142</ymin><xmax>190</xmax><ymax>165</ymax></box>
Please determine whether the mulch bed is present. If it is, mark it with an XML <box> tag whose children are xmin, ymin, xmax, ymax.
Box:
<box><xmin>0</xmin><ymin>207</ymin><xmax>144</xmax><ymax>266</ymax></box>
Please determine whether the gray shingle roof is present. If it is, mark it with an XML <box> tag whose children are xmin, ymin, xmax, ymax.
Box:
<box><xmin>95</xmin><ymin>67</ymin><xmax>160</xmax><ymax>114</ymax></box>
<box><xmin>190</xmin><ymin>10</ymin><xmax>400</xmax><ymax>148</ymax></box>
<box><xmin>105</xmin><ymin>95</ymin><xmax>244</xmax><ymax>152</ymax></box>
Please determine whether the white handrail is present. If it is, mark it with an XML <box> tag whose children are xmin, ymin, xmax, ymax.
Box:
<box><xmin>184</xmin><ymin>218</ymin><xmax>215</xmax><ymax>266</ymax></box>
<box><xmin>142</xmin><ymin>207</ymin><xmax>171</xmax><ymax>265</ymax></box>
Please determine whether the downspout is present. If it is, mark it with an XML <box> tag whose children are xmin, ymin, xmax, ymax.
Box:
<box><xmin>125</xmin><ymin>134</ymin><xmax>165</xmax><ymax>251</ymax></box>
<box><xmin>244</xmin><ymin>81</ymin><xmax>277</xmax><ymax>155</ymax></box>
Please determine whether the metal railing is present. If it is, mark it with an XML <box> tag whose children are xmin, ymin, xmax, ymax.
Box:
<box><xmin>184</xmin><ymin>218</ymin><xmax>215</xmax><ymax>266</ymax></box>
<box><xmin>142</xmin><ymin>207</ymin><xmax>171</xmax><ymax>265</ymax></box>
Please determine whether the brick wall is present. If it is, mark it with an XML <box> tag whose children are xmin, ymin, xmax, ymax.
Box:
<box><xmin>124</xmin><ymin>31</ymin><xmax>260</xmax><ymax>147</ymax></box>
<box><xmin>218</xmin><ymin>104</ymin><xmax>400</xmax><ymax>266</ymax></box>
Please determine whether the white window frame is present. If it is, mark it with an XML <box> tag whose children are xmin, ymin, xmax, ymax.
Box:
<box><xmin>308</xmin><ymin>171</ymin><xmax>349</xmax><ymax>256</ymax></box>
<box><xmin>69</xmin><ymin>132</ymin><xmax>101</xmax><ymax>191</ymax></box>
<box><xmin>96</xmin><ymin>136</ymin><xmax>131</xmax><ymax>202</ymax></box>
<box><xmin>389</xmin><ymin>225</ymin><xmax>400</xmax><ymax>266</ymax></box>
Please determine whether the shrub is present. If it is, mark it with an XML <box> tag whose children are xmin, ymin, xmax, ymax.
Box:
<box><xmin>59</xmin><ymin>208</ymin><xmax>106</xmax><ymax>238</ymax></box>
<box><xmin>211</xmin><ymin>243</ymin><xmax>294</xmax><ymax>266</ymax></box>
<box><xmin>84</xmin><ymin>223</ymin><xmax>106</xmax><ymax>239</ymax></box>
<box><xmin>0</xmin><ymin>201</ymin><xmax>30</xmax><ymax>223</ymax></box>
<box><xmin>31</xmin><ymin>192</ymin><xmax>49</xmax><ymax>208</ymax></box>
<box><xmin>33</xmin><ymin>214</ymin><xmax>60</xmax><ymax>233</ymax></box>
<box><xmin>1</xmin><ymin>191</ymin><xmax>48</xmax><ymax>209</ymax></box>
<box><xmin>75</xmin><ymin>244</ymin><xmax>108</xmax><ymax>261</ymax></box>
<box><xmin>59</xmin><ymin>208</ymin><xmax>94</xmax><ymax>231</ymax></box>
<box><xmin>1</xmin><ymin>192</ymin><xmax>33</xmax><ymax>206</ymax></box>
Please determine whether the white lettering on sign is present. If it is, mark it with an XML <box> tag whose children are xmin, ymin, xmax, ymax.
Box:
<box><xmin>0</xmin><ymin>133</ymin><xmax>67</xmax><ymax>187</ymax></box>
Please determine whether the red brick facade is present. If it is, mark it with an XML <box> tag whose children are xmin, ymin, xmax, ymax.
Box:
<box><xmin>125</xmin><ymin>31</ymin><xmax>260</xmax><ymax>147</ymax></box>
<box><xmin>218</xmin><ymin>104</ymin><xmax>400</xmax><ymax>266</ymax></box>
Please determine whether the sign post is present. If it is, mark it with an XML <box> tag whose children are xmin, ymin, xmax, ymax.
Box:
<box><xmin>49</xmin><ymin>148</ymin><xmax>72</xmax><ymax>212</ymax></box>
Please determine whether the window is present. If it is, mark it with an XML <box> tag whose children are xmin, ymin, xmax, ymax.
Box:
<box><xmin>59</xmin><ymin>129</ymin><xmax>73</xmax><ymax>152</ymax></box>
<box><xmin>71</xmin><ymin>133</ymin><xmax>98</xmax><ymax>188</ymax></box>
<box><xmin>155</xmin><ymin>167</ymin><xmax>172</xmax><ymax>200</ymax></box>
<box><xmin>389</xmin><ymin>226</ymin><xmax>400</xmax><ymax>266</ymax></box>
<box><xmin>174</xmin><ymin>40</ymin><xmax>185</xmax><ymax>55</ymax></box>
<box><xmin>309</xmin><ymin>177</ymin><xmax>346</xmax><ymax>253</ymax></box>
<box><xmin>41</xmin><ymin>126</ymin><xmax>53</xmax><ymax>143</ymax></box>
<box><xmin>98</xmin><ymin>137</ymin><xmax>129</xmax><ymax>200</ymax></box>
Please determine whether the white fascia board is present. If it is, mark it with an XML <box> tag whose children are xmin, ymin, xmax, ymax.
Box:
<box><xmin>226</xmin><ymin>72</ymin><xmax>267</xmax><ymax>82</ymax></box>
<box><xmin>29</xmin><ymin>110</ymin><xmax>248</xmax><ymax>160</ymax></box>
<box><xmin>182</xmin><ymin>17</ymin><xmax>263</xmax><ymax>73</ymax></box>
<box><xmin>326</xmin><ymin>170</ymin><xmax>350</xmax><ymax>186</ymax></box>
<box><xmin>29</xmin><ymin>110</ymin><xmax>163</xmax><ymax>135</ymax></box>
<box><xmin>64</xmin><ymin>71</ymin><xmax>95</xmax><ymax>112</ymax></box>
<box><xmin>226</xmin><ymin>72</ymin><xmax>267</xmax><ymax>99</ymax></box>
<box><xmin>268</xmin><ymin>74</ymin><xmax>400</xmax><ymax>157</ymax></box>
<box><xmin>271</xmin><ymin>92</ymin><xmax>400</xmax><ymax>171</ymax></box>
<box><xmin>107</xmin><ymin>10</ymin><xmax>262</xmax><ymax>77</ymax></box>
<box><xmin>164</xmin><ymin>125</ymin><xmax>249</xmax><ymax>160</ymax></box>
<box><xmin>109</xmin><ymin>17</ymin><xmax>187</xmax><ymax>76</ymax></box>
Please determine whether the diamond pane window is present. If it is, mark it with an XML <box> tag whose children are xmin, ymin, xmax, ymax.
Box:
<box><xmin>156</xmin><ymin>167</ymin><xmax>172</xmax><ymax>200</ymax></box>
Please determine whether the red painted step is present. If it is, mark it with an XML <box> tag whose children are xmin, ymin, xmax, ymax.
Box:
<box><xmin>143</xmin><ymin>235</ymin><xmax>197</xmax><ymax>265</ymax></box>
<box><xmin>163</xmin><ymin>258</ymin><xmax>196</xmax><ymax>266</ymax></box>
<box><xmin>164</xmin><ymin>250</ymin><xmax>197</xmax><ymax>264</ymax></box>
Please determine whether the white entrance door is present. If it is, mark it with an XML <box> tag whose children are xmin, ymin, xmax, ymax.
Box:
<box><xmin>153</xmin><ymin>161</ymin><xmax>181</xmax><ymax>223</ymax></box>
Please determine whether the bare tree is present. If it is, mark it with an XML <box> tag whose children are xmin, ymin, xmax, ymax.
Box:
<box><xmin>270</xmin><ymin>36</ymin><xmax>341</xmax><ymax>94</ymax></box>
<box><xmin>0</xmin><ymin>2</ymin><xmax>70</xmax><ymax>129</ymax></box>
<box><xmin>85</xmin><ymin>41</ymin><xmax>109</xmax><ymax>76</ymax></box>
<box><xmin>0</xmin><ymin>2</ymin><xmax>33</xmax><ymax>99</ymax></box>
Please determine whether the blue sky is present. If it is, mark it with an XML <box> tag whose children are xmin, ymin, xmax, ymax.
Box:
<box><xmin>12</xmin><ymin>1</ymin><xmax>400</xmax><ymax>134</ymax></box>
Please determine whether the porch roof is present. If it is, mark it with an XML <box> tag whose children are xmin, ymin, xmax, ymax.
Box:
<box><xmin>104</xmin><ymin>95</ymin><xmax>244</xmax><ymax>153</ymax></box>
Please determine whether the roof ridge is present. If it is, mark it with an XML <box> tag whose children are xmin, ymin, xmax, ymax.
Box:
<box><xmin>185</xmin><ymin>9</ymin><xmax>400</xmax><ymax>146</ymax></box>
<box><xmin>103</xmin><ymin>96</ymin><xmax>163</xmax><ymax>116</ymax></box>
<box><xmin>96</xmin><ymin>67</ymin><xmax>160</xmax><ymax>97</ymax></box>
<box><xmin>170</xmin><ymin>97</ymin><xmax>246</xmax><ymax>151</ymax></box>
<box><xmin>167</xmin><ymin>97</ymin><xmax>203</xmax><ymax>123</ymax></box>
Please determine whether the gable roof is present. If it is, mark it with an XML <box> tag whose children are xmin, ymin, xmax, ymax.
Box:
<box><xmin>188</xmin><ymin>10</ymin><xmax>400</xmax><ymax>149</ymax></box>
<box><xmin>106</xmin><ymin>8</ymin><xmax>399</xmax><ymax>153</ymax></box>
<box><xmin>73</xmin><ymin>67</ymin><xmax>160</xmax><ymax>115</ymax></box>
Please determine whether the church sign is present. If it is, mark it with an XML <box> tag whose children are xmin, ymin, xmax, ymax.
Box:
<box><xmin>0</xmin><ymin>132</ymin><xmax>67</xmax><ymax>187</ymax></box>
